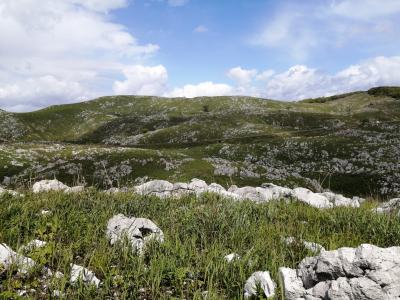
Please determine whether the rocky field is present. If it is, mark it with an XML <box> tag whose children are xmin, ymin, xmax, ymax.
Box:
<box><xmin>1</xmin><ymin>87</ymin><xmax>400</xmax><ymax>299</ymax></box>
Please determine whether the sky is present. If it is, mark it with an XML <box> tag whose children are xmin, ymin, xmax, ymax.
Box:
<box><xmin>1</xmin><ymin>0</ymin><xmax>400</xmax><ymax>111</ymax></box>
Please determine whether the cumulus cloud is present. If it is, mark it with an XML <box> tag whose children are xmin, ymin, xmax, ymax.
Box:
<box><xmin>0</xmin><ymin>0</ymin><xmax>158</xmax><ymax>111</ymax></box>
<box><xmin>331</xmin><ymin>0</ymin><xmax>400</xmax><ymax>20</ymax></box>
<box><xmin>262</xmin><ymin>56</ymin><xmax>400</xmax><ymax>100</ymax></box>
<box><xmin>113</xmin><ymin>65</ymin><xmax>168</xmax><ymax>95</ymax></box>
<box><xmin>167</xmin><ymin>82</ymin><xmax>234</xmax><ymax>98</ymax></box>
<box><xmin>227</xmin><ymin>67</ymin><xmax>257</xmax><ymax>87</ymax></box>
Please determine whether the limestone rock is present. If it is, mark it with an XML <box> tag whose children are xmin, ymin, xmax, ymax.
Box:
<box><xmin>224</xmin><ymin>253</ymin><xmax>240</xmax><ymax>263</ymax></box>
<box><xmin>106</xmin><ymin>214</ymin><xmax>164</xmax><ymax>254</ymax></box>
<box><xmin>32</xmin><ymin>179</ymin><xmax>69</xmax><ymax>193</ymax></box>
<box><xmin>281</xmin><ymin>244</ymin><xmax>400</xmax><ymax>300</ymax></box>
<box><xmin>70</xmin><ymin>264</ymin><xmax>100</xmax><ymax>287</ymax></box>
<box><xmin>243</xmin><ymin>271</ymin><xmax>275</xmax><ymax>298</ymax></box>
<box><xmin>0</xmin><ymin>243</ymin><xmax>35</xmax><ymax>274</ymax></box>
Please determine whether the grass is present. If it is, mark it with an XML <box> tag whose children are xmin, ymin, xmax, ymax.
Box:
<box><xmin>1</xmin><ymin>191</ymin><xmax>399</xmax><ymax>299</ymax></box>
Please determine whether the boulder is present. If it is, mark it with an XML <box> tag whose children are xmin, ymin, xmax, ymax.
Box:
<box><xmin>321</xmin><ymin>192</ymin><xmax>360</xmax><ymax>208</ymax></box>
<box><xmin>283</xmin><ymin>236</ymin><xmax>325</xmax><ymax>253</ymax></box>
<box><xmin>292</xmin><ymin>188</ymin><xmax>333</xmax><ymax>209</ymax></box>
<box><xmin>375</xmin><ymin>198</ymin><xmax>400</xmax><ymax>214</ymax></box>
<box><xmin>244</xmin><ymin>271</ymin><xmax>276</xmax><ymax>298</ymax></box>
<box><xmin>0</xmin><ymin>243</ymin><xmax>35</xmax><ymax>274</ymax></box>
<box><xmin>32</xmin><ymin>179</ymin><xmax>69</xmax><ymax>193</ymax></box>
<box><xmin>64</xmin><ymin>186</ymin><xmax>85</xmax><ymax>194</ymax></box>
<box><xmin>280</xmin><ymin>244</ymin><xmax>400</xmax><ymax>300</ymax></box>
<box><xmin>70</xmin><ymin>264</ymin><xmax>100</xmax><ymax>287</ymax></box>
<box><xmin>224</xmin><ymin>253</ymin><xmax>240</xmax><ymax>263</ymax></box>
<box><xmin>21</xmin><ymin>239</ymin><xmax>47</xmax><ymax>252</ymax></box>
<box><xmin>106</xmin><ymin>214</ymin><xmax>164</xmax><ymax>254</ymax></box>
<box><xmin>134</xmin><ymin>180</ymin><xmax>174</xmax><ymax>198</ymax></box>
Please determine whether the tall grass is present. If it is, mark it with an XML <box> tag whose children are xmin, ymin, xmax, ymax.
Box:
<box><xmin>0</xmin><ymin>191</ymin><xmax>399</xmax><ymax>299</ymax></box>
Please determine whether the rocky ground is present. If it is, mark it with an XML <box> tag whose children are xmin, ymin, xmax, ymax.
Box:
<box><xmin>1</xmin><ymin>179</ymin><xmax>400</xmax><ymax>299</ymax></box>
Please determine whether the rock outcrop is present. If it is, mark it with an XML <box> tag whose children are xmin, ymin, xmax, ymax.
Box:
<box><xmin>375</xmin><ymin>198</ymin><xmax>400</xmax><ymax>214</ymax></box>
<box><xmin>279</xmin><ymin>244</ymin><xmax>400</xmax><ymax>299</ymax></box>
<box><xmin>106</xmin><ymin>214</ymin><xmax>164</xmax><ymax>254</ymax></box>
<box><xmin>0</xmin><ymin>243</ymin><xmax>36</xmax><ymax>274</ymax></box>
<box><xmin>134</xmin><ymin>179</ymin><xmax>361</xmax><ymax>209</ymax></box>
<box><xmin>0</xmin><ymin>187</ymin><xmax>23</xmax><ymax>197</ymax></box>
<box><xmin>244</xmin><ymin>271</ymin><xmax>276</xmax><ymax>298</ymax></box>
<box><xmin>32</xmin><ymin>179</ymin><xmax>84</xmax><ymax>194</ymax></box>
<box><xmin>70</xmin><ymin>264</ymin><xmax>100</xmax><ymax>287</ymax></box>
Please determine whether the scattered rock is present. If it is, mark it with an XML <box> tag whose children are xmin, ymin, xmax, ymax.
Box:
<box><xmin>0</xmin><ymin>187</ymin><xmax>23</xmax><ymax>197</ymax></box>
<box><xmin>40</xmin><ymin>209</ymin><xmax>51</xmax><ymax>216</ymax></box>
<box><xmin>280</xmin><ymin>244</ymin><xmax>400</xmax><ymax>299</ymax></box>
<box><xmin>375</xmin><ymin>198</ymin><xmax>400</xmax><ymax>214</ymax></box>
<box><xmin>32</xmin><ymin>179</ymin><xmax>69</xmax><ymax>193</ymax></box>
<box><xmin>21</xmin><ymin>239</ymin><xmax>47</xmax><ymax>252</ymax></box>
<box><xmin>224</xmin><ymin>253</ymin><xmax>240</xmax><ymax>263</ymax></box>
<box><xmin>243</xmin><ymin>271</ymin><xmax>276</xmax><ymax>298</ymax></box>
<box><xmin>134</xmin><ymin>179</ymin><xmax>362</xmax><ymax>209</ymax></box>
<box><xmin>64</xmin><ymin>185</ymin><xmax>85</xmax><ymax>194</ymax></box>
<box><xmin>106</xmin><ymin>214</ymin><xmax>164</xmax><ymax>254</ymax></box>
<box><xmin>70</xmin><ymin>264</ymin><xmax>100</xmax><ymax>287</ymax></box>
<box><xmin>0</xmin><ymin>243</ymin><xmax>35</xmax><ymax>273</ymax></box>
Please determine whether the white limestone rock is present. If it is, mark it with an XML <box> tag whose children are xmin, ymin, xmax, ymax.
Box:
<box><xmin>70</xmin><ymin>264</ymin><xmax>100</xmax><ymax>287</ymax></box>
<box><xmin>375</xmin><ymin>198</ymin><xmax>400</xmax><ymax>214</ymax></box>
<box><xmin>0</xmin><ymin>243</ymin><xmax>36</xmax><ymax>274</ymax></box>
<box><xmin>32</xmin><ymin>179</ymin><xmax>69</xmax><ymax>193</ymax></box>
<box><xmin>281</xmin><ymin>244</ymin><xmax>400</xmax><ymax>300</ymax></box>
<box><xmin>0</xmin><ymin>187</ymin><xmax>23</xmax><ymax>197</ymax></box>
<box><xmin>224</xmin><ymin>253</ymin><xmax>240</xmax><ymax>263</ymax></box>
<box><xmin>279</xmin><ymin>267</ymin><xmax>306</xmax><ymax>300</ymax></box>
<box><xmin>243</xmin><ymin>271</ymin><xmax>276</xmax><ymax>298</ymax></box>
<box><xmin>64</xmin><ymin>185</ymin><xmax>85</xmax><ymax>194</ymax></box>
<box><xmin>134</xmin><ymin>180</ymin><xmax>173</xmax><ymax>198</ymax></box>
<box><xmin>292</xmin><ymin>188</ymin><xmax>333</xmax><ymax>209</ymax></box>
<box><xmin>21</xmin><ymin>239</ymin><xmax>47</xmax><ymax>252</ymax></box>
<box><xmin>106</xmin><ymin>214</ymin><xmax>164</xmax><ymax>254</ymax></box>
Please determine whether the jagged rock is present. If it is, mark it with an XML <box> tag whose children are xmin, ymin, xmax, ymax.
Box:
<box><xmin>134</xmin><ymin>180</ymin><xmax>174</xmax><ymax>198</ymax></box>
<box><xmin>292</xmin><ymin>188</ymin><xmax>333</xmax><ymax>209</ymax></box>
<box><xmin>279</xmin><ymin>267</ymin><xmax>307</xmax><ymax>299</ymax></box>
<box><xmin>243</xmin><ymin>271</ymin><xmax>275</xmax><ymax>298</ymax></box>
<box><xmin>0</xmin><ymin>243</ymin><xmax>35</xmax><ymax>273</ymax></box>
<box><xmin>32</xmin><ymin>179</ymin><xmax>69</xmax><ymax>193</ymax></box>
<box><xmin>133</xmin><ymin>179</ymin><xmax>363</xmax><ymax>209</ymax></box>
<box><xmin>70</xmin><ymin>264</ymin><xmax>100</xmax><ymax>287</ymax></box>
<box><xmin>0</xmin><ymin>187</ymin><xmax>22</xmax><ymax>197</ymax></box>
<box><xmin>106</xmin><ymin>214</ymin><xmax>164</xmax><ymax>254</ymax></box>
<box><xmin>375</xmin><ymin>198</ymin><xmax>400</xmax><ymax>214</ymax></box>
<box><xmin>21</xmin><ymin>240</ymin><xmax>47</xmax><ymax>252</ymax></box>
<box><xmin>224</xmin><ymin>253</ymin><xmax>240</xmax><ymax>263</ymax></box>
<box><xmin>104</xmin><ymin>187</ymin><xmax>130</xmax><ymax>194</ymax></box>
<box><xmin>280</xmin><ymin>244</ymin><xmax>400</xmax><ymax>300</ymax></box>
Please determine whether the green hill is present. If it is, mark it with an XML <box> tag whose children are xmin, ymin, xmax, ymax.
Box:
<box><xmin>1</xmin><ymin>87</ymin><xmax>400</xmax><ymax>197</ymax></box>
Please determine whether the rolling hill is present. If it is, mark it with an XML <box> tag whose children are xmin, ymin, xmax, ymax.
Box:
<box><xmin>1</xmin><ymin>87</ymin><xmax>400</xmax><ymax>197</ymax></box>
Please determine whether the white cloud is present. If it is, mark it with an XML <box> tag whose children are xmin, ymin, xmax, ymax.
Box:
<box><xmin>262</xmin><ymin>56</ymin><xmax>400</xmax><ymax>100</ymax></box>
<box><xmin>193</xmin><ymin>25</ymin><xmax>208</xmax><ymax>33</ymax></box>
<box><xmin>167</xmin><ymin>82</ymin><xmax>234</xmax><ymax>98</ymax></box>
<box><xmin>113</xmin><ymin>65</ymin><xmax>168</xmax><ymax>95</ymax></box>
<box><xmin>256</xmin><ymin>69</ymin><xmax>275</xmax><ymax>81</ymax></box>
<box><xmin>331</xmin><ymin>0</ymin><xmax>400</xmax><ymax>20</ymax></box>
<box><xmin>167</xmin><ymin>0</ymin><xmax>188</xmax><ymax>7</ymax></box>
<box><xmin>227</xmin><ymin>67</ymin><xmax>257</xmax><ymax>87</ymax></box>
<box><xmin>0</xmin><ymin>0</ymin><xmax>158</xmax><ymax>111</ymax></box>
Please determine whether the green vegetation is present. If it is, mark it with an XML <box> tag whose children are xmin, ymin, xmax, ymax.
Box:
<box><xmin>1</xmin><ymin>191</ymin><xmax>398</xmax><ymax>299</ymax></box>
<box><xmin>1</xmin><ymin>88</ymin><xmax>400</xmax><ymax>197</ymax></box>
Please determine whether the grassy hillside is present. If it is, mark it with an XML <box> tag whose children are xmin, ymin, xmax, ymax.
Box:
<box><xmin>1</xmin><ymin>191</ymin><xmax>399</xmax><ymax>299</ymax></box>
<box><xmin>0</xmin><ymin>88</ymin><xmax>400</xmax><ymax>197</ymax></box>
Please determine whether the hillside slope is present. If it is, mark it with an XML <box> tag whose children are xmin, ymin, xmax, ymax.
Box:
<box><xmin>0</xmin><ymin>87</ymin><xmax>399</xmax><ymax>197</ymax></box>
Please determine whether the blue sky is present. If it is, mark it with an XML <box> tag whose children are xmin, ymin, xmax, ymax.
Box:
<box><xmin>1</xmin><ymin>0</ymin><xmax>400</xmax><ymax>111</ymax></box>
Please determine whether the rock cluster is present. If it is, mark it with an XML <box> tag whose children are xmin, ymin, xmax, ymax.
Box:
<box><xmin>32</xmin><ymin>179</ymin><xmax>84</xmax><ymax>194</ymax></box>
<box><xmin>279</xmin><ymin>244</ymin><xmax>400</xmax><ymax>299</ymax></box>
<box><xmin>244</xmin><ymin>271</ymin><xmax>276</xmax><ymax>298</ymax></box>
<box><xmin>375</xmin><ymin>198</ymin><xmax>400</xmax><ymax>214</ymax></box>
<box><xmin>134</xmin><ymin>179</ymin><xmax>362</xmax><ymax>209</ymax></box>
<box><xmin>106</xmin><ymin>214</ymin><xmax>164</xmax><ymax>254</ymax></box>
